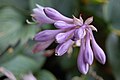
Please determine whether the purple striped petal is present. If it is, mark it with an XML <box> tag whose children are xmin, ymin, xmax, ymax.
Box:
<box><xmin>91</xmin><ymin>34</ymin><xmax>106</xmax><ymax>64</ymax></box>
<box><xmin>34</xmin><ymin>30</ymin><xmax>62</xmax><ymax>42</ymax></box>
<box><xmin>56</xmin><ymin>30</ymin><xmax>75</xmax><ymax>43</ymax></box>
<box><xmin>44</xmin><ymin>7</ymin><xmax>73</xmax><ymax>22</ymax></box>
<box><xmin>54</xmin><ymin>21</ymin><xmax>75</xmax><ymax>29</ymax></box>
<box><xmin>32</xmin><ymin>39</ymin><xmax>54</xmax><ymax>53</ymax></box>
<box><xmin>32</xmin><ymin>4</ymin><xmax>55</xmax><ymax>25</ymax></box>
<box><xmin>55</xmin><ymin>39</ymin><xmax>73</xmax><ymax>56</ymax></box>
<box><xmin>79</xmin><ymin>14</ymin><xmax>83</xmax><ymax>24</ymax></box>
<box><xmin>77</xmin><ymin>39</ymin><xmax>89</xmax><ymax>74</ymax></box>
<box><xmin>73</xmin><ymin>16</ymin><xmax>83</xmax><ymax>26</ymax></box>
<box><xmin>84</xmin><ymin>16</ymin><xmax>93</xmax><ymax>25</ymax></box>
<box><xmin>84</xmin><ymin>33</ymin><xmax>93</xmax><ymax>65</ymax></box>
<box><xmin>75</xmin><ymin>28</ymin><xmax>86</xmax><ymax>39</ymax></box>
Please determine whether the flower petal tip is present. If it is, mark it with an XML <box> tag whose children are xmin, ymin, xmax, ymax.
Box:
<box><xmin>36</xmin><ymin>4</ymin><xmax>43</xmax><ymax>8</ymax></box>
<box><xmin>85</xmin><ymin>16</ymin><xmax>93</xmax><ymax>25</ymax></box>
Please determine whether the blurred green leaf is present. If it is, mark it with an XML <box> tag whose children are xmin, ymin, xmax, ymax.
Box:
<box><xmin>106</xmin><ymin>33</ymin><xmax>120</xmax><ymax>80</ymax></box>
<box><xmin>1</xmin><ymin>55</ymin><xmax>39</xmax><ymax>78</ymax></box>
<box><xmin>19</xmin><ymin>25</ymin><xmax>37</xmax><ymax>45</ymax></box>
<box><xmin>59</xmin><ymin>48</ymin><xmax>79</xmax><ymax>70</ymax></box>
<box><xmin>36</xmin><ymin>70</ymin><xmax>56</xmax><ymax>80</ymax></box>
<box><xmin>0</xmin><ymin>42</ymin><xmax>46</xmax><ymax>69</ymax></box>
<box><xmin>103</xmin><ymin>0</ymin><xmax>120</xmax><ymax>29</ymax></box>
<box><xmin>0</xmin><ymin>0</ymin><xmax>29</xmax><ymax>14</ymax></box>
<box><xmin>23</xmin><ymin>41</ymin><xmax>46</xmax><ymax>68</ymax></box>
<box><xmin>53</xmin><ymin>0</ymin><xmax>77</xmax><ymax>16</ymax></box>
<box><xmin>0</xmin><ymin>7</ymin><xmax>23</xmax><ymax>52</ymax></box>
<box><xmin>0</xmin><ymin>7</ymin><xmax>37</xmax><ymax>53</ymax></box>
<box><xmin>29</xmin><ymin>0</ymin><xmax>53</xmax><ymax>10</ymax></box>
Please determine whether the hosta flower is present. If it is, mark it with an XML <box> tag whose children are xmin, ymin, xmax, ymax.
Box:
<box><xmin>31</xmin><ymin>4</ymin><xmax>55</xmax><ymax>25</ymax></box>
<box><xmin>32</xmin><ymin>4</ymin><xmax>106</xmax><ymax>74</ymax></box>
<box><xmin>31</xmin><ymin>4</ymin><xmax>72</xmax><ymax>25</ymax></box>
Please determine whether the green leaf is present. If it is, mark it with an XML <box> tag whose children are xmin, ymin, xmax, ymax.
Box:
<box><xmin>29</xmin><ymin>0</ymin><xmax>53</xmax><ymax>10</ymax></box>
<box><xmin>59</xmin><ymin>47</ymin><xmax>79</xmax><ymax>70</ymax></box>
<box><xmin>0</xmin><ymin>7</ymin><xmax>23</xmax><ymax>52</ymax></box>
<box><xmin>19</xmin><ymin>25</ymin><xmax>37</xmax><ymax>45</ymax></box>
<box><xmin>106</xmin><ymin>33</ymin><xmax>120</xmax><ymax>80</ymax></box>
<box><xmin>0</xmin><ymin>43</ymin><xmax>46</xmax><ymax>69</ymax></box>
<box><xmin>22</xmin><ymin>41</ymin><xmax>46</xmax><ymax>68</ymax></box>
<box><xmin>0</xmin><ymin>0</ymin><xmax>29</xmax><ymax>13</ymax></box>
<box><xmin>36</xmin><ymin>70</ymin><xmax>56</xmax><ymax>80</ymax></box>
<box><xmin>0</xmin><ymin>7</ymin><xmax>37</xmax><ymax>53</ymax></box>
<box><xmin>103</xmin><ymin>0</ymin><xmax>120</xmax><ymax>29</ymax></box>
<box><xmin>1</xmin><ymin>55</ymin><xmax>39</xmax><ymax>78</ymax></box>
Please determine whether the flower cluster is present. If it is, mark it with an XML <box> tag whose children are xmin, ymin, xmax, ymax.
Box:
<box><xmin>31</xmin><ymin>4</ymin><xmax>106</xmax><ymax>74</ymax></box>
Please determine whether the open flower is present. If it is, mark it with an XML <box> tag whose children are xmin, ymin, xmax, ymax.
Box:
<box><xmin>31</xmin><ymin>4</ymin><xmax>55</xmax><ymax>25</ymax></box>
<box><xmin>31</xmin><ymin>4</ymin><xmax>73</xmax><ymax>25</ymax></box>
<box><xmin>32</xmin><ymin>4</ymin><xmax>106</xmax><ymax>74</ymax></box>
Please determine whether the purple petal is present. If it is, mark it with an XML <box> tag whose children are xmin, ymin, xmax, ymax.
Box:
<box><xmin>77</xmin><ymin>39</ymin><xmax>89</xmax><ymax>74</ymax></box>
<box><xmin>32</xmin><ymin>4</ymin><xmax>55</xmax><ymax>25</ymax></box>
<box><xmin>32</xmin><ymin>39</ymin><xmax>54</xmax><ymax>53</ymax></box>
<box><xmin>91</xmin><ymin>34</ymin><xmax>106</xmax><ymax>64</ymax></box>
<box><xmin>54</xmin><ymin>21</ymin><xmax>75</xmax><ymax>29</ymax></box>
<box><xmin>44</xmin><ymin>7</ymin><xmax>73</xmax><ymax>22</ymax></box>
<box><xmin>56</xmin><ymin>30</ymin><xmax>75</xmax><ymax>43</ymax></box>
<box><xmin>55</xmin><ymin>39</ymin><xmax>73</xmax><ymax>56</ymax></box>
<box><xmin>34</xmin><ymin>30</ymin><xmax>62</xmax><ymax>42</ymax></box>
<box><xmin>79</xmin><ymin>14</ymin><xmax>83</xmax><ymax>24</ymax></box>
<box><xmin>84</xmin><ymin>16</ymin><xmax>93</xmax><ymax>25</ymax></box>
<box><xmin>73</xmin><ymin>16</ymin><xmax>83</xmax><ymax>26</ymax></box>
<box><xmin>88</xmin><ymin>25</ymin><xmax>97</xmax><ymax>32</ymax></box>
<box><xmin>75</xmin><ymin>28</ymin><xmax>86</xmax><ymax>39</ymax></box>
<box><xmin>84</xmin><ymin>33</ymin><xmax>94</xmax><ymax>65</ymax></box>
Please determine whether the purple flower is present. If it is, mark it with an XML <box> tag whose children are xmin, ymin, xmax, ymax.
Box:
<box><xmin>84</xmin><ymin>32</ymin><xmax>94</xmax><ymax>65</ymax></box>
<box><xmin>91</xmin><ymin>33</ymin><xmax>106</xmax><ymax>64</ymax></box>
<box><xmin>54</xmin><ymin>21</ymin><xmax>75</xmax><ymax>29</ymax></box>
<box><xmin>34</xmin><ymin>30</ymin><xmax>62</xmax><ymax>42</ymax></box>
<box><xmin>44</xmin><ymin>7</ymin><xmax>73</xmax><ymax>22</ymax></box>
<box><xmin>33</xmin><ymin>29</ymin><xmax>63</xmax><ymax>53</ymax></box>
<box><xmin>31</xmin><ymin>4</ymin><xmax>106</xmax><ymax>74</ymax></box>
<box><xmin>32</xmin><ymin>39</ymin><xmax>54</xmax><ymax>53</ymax></box>
<box><xmin>77</xmin><ymin>39</ymin><xmax>89</xmax><ymax>74</ymax></box>
<box><xmin>55</xmin><ymin>29</ymin><xmax>75</xmax><ymax>43</ymax></box>
<box><xmin>31</xmin><ymin>4</ymin><xmax>55</xmax><ymax>25</ymax></box>
<box><xmin>55</xmin><ymin>39</ymin><xmax>74</xmax><ymax>56</ymax></box>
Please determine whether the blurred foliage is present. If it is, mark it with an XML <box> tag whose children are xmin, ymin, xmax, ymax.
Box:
<box><xmin>106</xmin><ymin>33</ymin><xmax>120</xmax><ymax>80</ymax></box>
<box><xmin>0</xmin><ymin>0</ymin><xmax>120</xmax><ymax>80</ymax></box>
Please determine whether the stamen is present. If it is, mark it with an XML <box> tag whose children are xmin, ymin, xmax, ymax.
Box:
<box><xmin>89</xmin><ymin>25</ymin><xmax>97</xmax><ymax>32</ymax></box>
<box><xmin>26</xmin><ymin>20</ymin><xmax>36</xmax><ymax>24</ymax></box>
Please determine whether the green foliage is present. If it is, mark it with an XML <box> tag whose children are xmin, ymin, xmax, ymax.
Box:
<box><xmin>0</xmin><ymin>7</ymin><xmax>37</xmax><ymax>52</ymax></box>
<box><xmin>36</xmin><ymin>70</ymin><xmax>56</xmax><ymax>80</ymax></box>
<box><xmin>103</xmin><ymin>0</ymin><xmax>120</xmax><ymax>29</ymax></box>
<box><xmin>106</xmin><ymin>33</ymin><xmax>120</xmax><ymax>80</ymax></box>
<box><xmin>2</xmin><ymin>55</ymin><xmax>39</xmax><ymax>77</ymax></box>
<box><xmin>104</xmin><ymin>0</ymin><xmax>120</xmax><ymax>79</ymax></box>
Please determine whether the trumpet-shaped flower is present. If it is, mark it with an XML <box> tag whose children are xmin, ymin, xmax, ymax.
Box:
<box><xmin>32</xmin><ymin>4</ymin><xmax>106</xmax><ymax>74</ymax></box>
